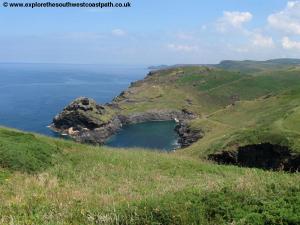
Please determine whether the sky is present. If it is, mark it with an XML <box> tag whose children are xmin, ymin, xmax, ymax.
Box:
<box><xmin>1</xmin><ymin>0</ymin><xmax>300</xmax><ymax>65</ymax></box>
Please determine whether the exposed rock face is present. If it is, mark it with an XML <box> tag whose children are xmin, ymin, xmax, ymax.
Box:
<box><xmin>120</xmin><ymin>109</ymin><xmax>197</xmax><ymax>125</ymax></box>
<box><xmin>175</xmin><ymin>122</ymin><xmax>204</xmax><ymax>148</ymax></box>
<box><xmin>208</xmin><ymin>150</ymin><xmax>238</xmax><ymax>165</ymax></box>
<box><xmin>53</xmin><ymin>97</ymin><xmax>105</xmax><ymax>130</ymax></box>
<box><xmin>50</xmin><ymin>97</ymin><xmax>122</xmax><ymax>144</ymax></box>
<box><xmin>50</xmin><ymin>97</ymin><xmax>201</xmax><ymax>146</ymax></box>
<box><xmin>69</xmin><ymin>117</ymin><xmax>122</xmax><ymax>144</ymax></box>
<box><xmin>50</xmin><ymin>67</ymin><xmax>206</xmax><ymax>147</ymax></box>
<box><xmin>208</xmin><ymin>143</ymin><xmax>300</xmax><ymax>172</ymax></box>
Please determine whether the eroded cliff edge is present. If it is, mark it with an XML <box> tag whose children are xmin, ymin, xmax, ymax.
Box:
<box><xmin>50</xmin><ymin>68</ymin><xmax>203</xmax><ymax>146</ymax></box>
<box><xmin>50</xmin><ymin>97</ymin><xmax>199</xmax><ymax>145</ymax></box>
<box><xmin>49</xmin><ymin>62</ymin><xmax>300</xmax><ymax>171</ymax></box>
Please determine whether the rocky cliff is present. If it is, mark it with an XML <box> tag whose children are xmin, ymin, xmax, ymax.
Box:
<box><xmin>50</xmin><ymin>97</ymin><xmax>201</xmax><ymax>145</ymax></box>
<box><xmin>208</xmin><ymin>143</ymin><xmax>300</xmax><ymax>172</ymax></box>
<box><xmin>50</xmin><ymin>68</ymin><xmax>208</xmax><ymax>146</ymax></box>
<box><xmin>175</xmin><ymin>122</ymin><xmax>204</xmax><ymax>148</ymax></box>
<box><xmin>50</xmin><ymin>97</ymin><xmax>122</xmax><ymax>144</ymax></box>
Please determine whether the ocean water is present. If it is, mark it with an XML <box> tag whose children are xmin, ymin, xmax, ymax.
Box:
<box><xmin>0</xmin><ymin>63</ymin><xmax>147</xmax><ymax>135</ymax></box>
<box><xmin>106</xmin><ymin>121</ymin><xmax>179</xmax><ymax>151</ymax></box>
<box><xmin>0</xmin><ymin>63</ymin><xmax>179</xmax><ymax>150</ymax></box>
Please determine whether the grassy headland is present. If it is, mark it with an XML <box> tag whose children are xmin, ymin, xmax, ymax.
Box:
<box><xmin>111</xmin><ymin>61</ymin><xmax>300</xmax><ymax>157</ymax></box>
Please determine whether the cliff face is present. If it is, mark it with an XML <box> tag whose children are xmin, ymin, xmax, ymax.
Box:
<box><xmin>208</xmin><ymin>143</ymin><xmax>300</xmax><ymax>172</ymax></box>
<box><xmin>50</xmin><ymin>97</ymin><xmax>122</xmax><ymax>144</ymax></box>
<box><xmin>50</xmin><ymin>97</ymin><xmax>200</xmax><ymax>145</ymax></box>
<box><xmin>53</xmin><ymin>97</ymin><xmax>112</xmax><ymax>130</ymax></box>
<box><xmin>50</xmin><ymin>68</ymin><xmax>208</xmax><ymax>146</ymax></box>
<box><xmin>175</xmin><ymin>122</ymin><xmax>204</xmax><ymax>148</ymax></box>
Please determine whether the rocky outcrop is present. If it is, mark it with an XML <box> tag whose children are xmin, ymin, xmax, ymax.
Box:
<box><xmin>50</xmin><ymin>97</ymin><xmax>201</xmax><ymax>146</ymax></box>
<box><xmin>208</xmin><ymin>143</ymin><xmax>300</xmax><ymax>172</ymax></box>
<box><xmin>50</xmin><ymin>97</ymin><xmax>122</xmax><ymax>144</ymax></box>
<box><xmin>120</xmin><ymin>109</ymin><xmax>196</xmax><ymax>125</ymax></box>
<box><xmin>175</xmin><ymin>122</ymin><xmax>204</xmax><ymax>148</ymax></box>
<box><xmin>68</xmin><ymin>117</ymin><xmax>122</xmax><ymax>144</ymax></box>
<box><xmin>49</xmin><ymin>66</ymin><xmax>207</xmax><ymax>147</ymax></box>
<box><xmin>53</xmin><ymin>98</ymin><xmax>105</xmax><ymax>130</ymax></box>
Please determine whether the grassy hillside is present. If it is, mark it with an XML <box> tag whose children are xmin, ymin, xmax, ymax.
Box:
<box><xmin>216</xmin><ymin>58</ymin><xmax>300</xmax><ymax>73</ymax></box>
<box><xmin>0</xmin><ymin>127</ymin><xmax>299</xmax><ymax>224</ymax></box>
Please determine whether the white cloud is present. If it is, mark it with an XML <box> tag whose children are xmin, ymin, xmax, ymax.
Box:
<box><xmin>224</xmin><ymin>11</ymin><xmax>253</xmax><ymax>27</ymax></box>
<box><xmin>216</xmin><ymin>11</ymin><xmax>253</xmax><ymax>32</ymax></box>
<box><xmin>288</xmin><ymin>1</ymin><xmax>298</xmax><ymax>9</ymax></box>
<box><xmin>251</xmin><ymin>33</ymin><xmax>274</xmax><ymax>48</ymax></box>
<box><xmin>167</xmin><ymin>44</ymin><xmax>199</xmax><ymax>52</ymax></box>
<box><xmin>268</xmin><ymin>1</ymin><xmax>300</xmax><ymax>35</ymax></box>
<box><xmin>112</xmin><ymin>29</ymin><xmax>126</xmax><ymax>36</ymax></box>
<box><xmin>282</xmin><ymin>36</ymin><xmax>300</xmax><ymax>49</ymax></box>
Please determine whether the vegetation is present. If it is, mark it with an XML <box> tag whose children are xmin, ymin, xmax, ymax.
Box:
<box><xmin>0</xmin><ymin>128</ymin><xmax>60</xmax><ymax>173</ymax></box>
<box><xmin>0</xmin><ymin>128</ymin><xmax>299</xmax><ymax>224</ymax></box>
<box><xmin>1</xmin><ymin>59</ymin><xmax>300</xmax><ymax>224</ymax></box>
<box><xmin>111</xmin><ymin>61</ymin><xmax>300</xmax><ymax>156</ymax></box>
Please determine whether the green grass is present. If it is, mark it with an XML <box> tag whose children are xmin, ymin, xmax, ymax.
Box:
<box><xmin>177</xmin><ymin>69</ymin><xmax>245</xmax><ymax>92</ymax></box>
<box><xmin>113</xmin><ymin>184</ymin><xmax>300</xmax><ymax>225</ymax></box>
<box><xmin>216</xmin><ymin>58</ymin><xmax>300</xmax><ymax>73</ymax></box>
<box><xmin>0</xmin><ymin>127</ymin><xmax>61</xmax><ymax>173</ymax></box>
<box><xmin>0</xmin><ymin>130</ymin><xmax>299</xmax><ymax>224</ymax></box>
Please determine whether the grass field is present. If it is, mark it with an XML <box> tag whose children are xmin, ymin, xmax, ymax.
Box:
<box><xmin>0</xmin><ymin>128</ymin><xmax>299</xmax><ymax>224</ymax></box>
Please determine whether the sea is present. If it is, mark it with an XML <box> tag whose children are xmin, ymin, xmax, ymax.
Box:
<box><xmin>0</xmin><ymin>63</ymin><xmax>178</xmax><ymax>150</ymax></box>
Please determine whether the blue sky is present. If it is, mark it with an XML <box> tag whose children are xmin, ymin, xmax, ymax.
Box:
<box><xmin>1</xmin><ymin>0</ymin><xmax>300</xmax><ymax>65</ymax></box>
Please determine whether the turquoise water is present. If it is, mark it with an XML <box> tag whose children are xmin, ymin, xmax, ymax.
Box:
<box><xmin>105</xmin><ymin>121</ymin><xmax>179</xmax><ymax>151</ymax></box>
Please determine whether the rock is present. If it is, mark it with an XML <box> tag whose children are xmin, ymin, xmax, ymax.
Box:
<box><xmin>208</xmin><ymin>143</ymin><xmax>300</xmax><ymax>172</ymax></box>
<box><xmin>175</xmin><ymin>121</ymin><xmax>204</xmax><ymax>148</ymax></box>
<box><xmin>50</xmin><ymin>97</ymin><xmax>122</xmax><ymax>144</ymax></box>
<box><xmin>53</xmin><ymin>97</ymin><xmax>106</xmax><ymax>130</ymax></box>
<box><xmin>50</xmin><ymin>90</ymin><xmax>199</xmax><ymax>146</ymax></box>
<box><xmin>81</xmin><ymin>97</ymin><xmax>90</xmax><ymax>105</ymax></box>
<box><xmin>51</xmin><ymin>100</ymin><xmax>199</xmax><ymax>145</ymax></box>
<box><xmin>208</xmin><ymin>151</ymin><xmax>238</xmax><ymax>165</ymax></box>
<box><xmin>68</xmin><ymin>127</ymin><xmax>79</xmax><ymax>136</ymax></box>
<box><xmin>121</xmin><ymin>109</ymin><xmax>197</xmax><ymax>125</ymax></box>
<box><xmin>181</xmin><ymin>108</ymin><xmax>194</xmax><ymax>116</ymax></box>
<box><xmin>71</xmin><ymin>117</ymin><xmax>122</xmax><ymax>145</ymax></box>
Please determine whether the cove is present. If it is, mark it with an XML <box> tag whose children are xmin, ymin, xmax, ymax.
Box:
<box><xmin>105</xmin><ymin>121</ymin><xmax>179</xmax><ymax>151</ymax></box>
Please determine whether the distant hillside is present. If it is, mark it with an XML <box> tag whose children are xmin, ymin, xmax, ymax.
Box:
<box><xmin>148</xmin><ymin>65</ymin><xmax>169</xmax><ymax>70</ymax></box>
<box><xmin>149</xmin><ymin>58</ymin><xmax>300</xmax><ymax>74</ymax></box>
<box><xmin>216</xmin><ymin>58</ymin><xmax>300</xmax><ymax>73</ymax></box>
<box><xmin>148</xmin><ymin>64</ymin><xmax>204</xmax><ymax>71</ymax></box>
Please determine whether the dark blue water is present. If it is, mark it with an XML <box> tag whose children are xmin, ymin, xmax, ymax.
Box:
<box><xmin>105</xmin><ymin>121</ymin><xmax>179</xmax><ymax>151</ymax></box>
<box><xmin>0</xmin><ymin>63</ymin><xmax>179</xmax><ymax>150</ymax></box>
<box><xmin>0</xmin><ymin>63</ymin><xmax>147</xmax><ymax>135</ymax></box>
